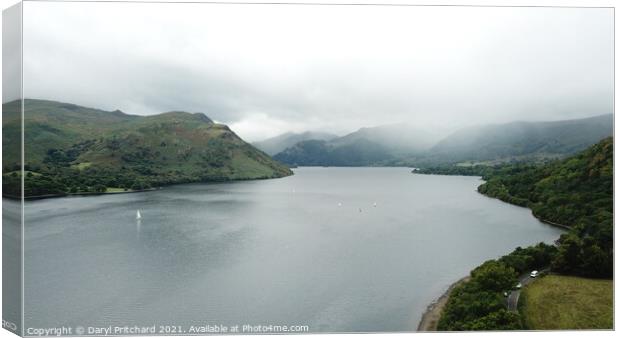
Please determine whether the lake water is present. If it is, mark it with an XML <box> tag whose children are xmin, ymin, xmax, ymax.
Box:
<box><xmin>19</xmin><ymin>167</ymin><xmax>564</xmax><ymax>333</ymax></box>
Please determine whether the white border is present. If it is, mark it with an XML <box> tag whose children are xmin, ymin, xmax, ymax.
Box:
<box><xmin>0</xmin><ymin>1</ymin><xmax>618</xmax><ymax>338</ymax></box>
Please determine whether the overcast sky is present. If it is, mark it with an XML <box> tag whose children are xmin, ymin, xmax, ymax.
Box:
<box><xmin>22</xmin><ymin>2</ymin><xmax>613</xmax><ymax>141</ymax></box>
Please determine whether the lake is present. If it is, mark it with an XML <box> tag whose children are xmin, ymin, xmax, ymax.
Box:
<box><xmin>20</xmin><ymin>167</ymin><xmax>564</xmax><ymax>333</ymax></box>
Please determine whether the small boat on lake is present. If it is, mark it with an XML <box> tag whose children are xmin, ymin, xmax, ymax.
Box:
<box><xmin>136</xmin><ymin>210</ymin><xmax>142</xmax><ymax>220</ymax></box>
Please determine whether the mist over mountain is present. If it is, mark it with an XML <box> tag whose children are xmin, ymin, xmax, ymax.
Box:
<box><xmin>273</xmin><ymin>124</ymin><xmax>441</xmax><ymax>166</ymax></box>
<box><xmin>428</xmin><ymin>114</ymin><xmax>613</xmax><ymax>164</ymax></box>
<box><xmin>273</xmin><ymin>115</ymin><xmax>613</xmax><ymax>167</ymax></box>
<box><xmin>253</xmin><ymin>131</ymin><xmax>337</xmax><ymax>155</ymax></box>
<box><xmin>330</xmin><ymin>124</ymin><xmax>440</xmax><ymax>156</ymax></box>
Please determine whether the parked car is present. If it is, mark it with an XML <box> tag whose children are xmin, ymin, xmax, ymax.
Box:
<box><xmin>515</xmin><ymin>282</ymin><xmax>522</xmax><ymax>289</ymax></box>
<box><xmin>530</xmin><ymin>270</ymin><xmax>539</xmax><ymax>278</ymax></box>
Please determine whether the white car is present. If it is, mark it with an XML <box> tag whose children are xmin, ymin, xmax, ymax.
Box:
<box><xmin>530</xmin><ymin>270</ymin><xmax>539</xmax><ymax>278</ymax></box>
<box><xmin>515</xmin><ymin>283</ymin><xmax>522</xmax><ymax>289</ymax></box>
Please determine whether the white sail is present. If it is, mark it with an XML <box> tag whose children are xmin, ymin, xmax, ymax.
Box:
<box><xmin>136</xmin><ymin>210</ymin><xmax>142</xmax><ymax>220</ymax></box>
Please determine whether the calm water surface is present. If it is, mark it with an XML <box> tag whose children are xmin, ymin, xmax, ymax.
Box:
<box><xmin>21</xmin><ymin>168</ymin><xmax>564</xmax><ymax>332</ymax></box>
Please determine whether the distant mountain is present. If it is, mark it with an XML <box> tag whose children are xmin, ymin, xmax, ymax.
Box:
<box><xmin>273</xmin><ymin>139</ymin><xmax>389</xmax><ymax>166</ymax></box>
<box><xmin>330</xmin><ymin>124</ymin><xmax>438</xmax><ymax>156</ymax></box>
<box><xmin>428</xmin><ymin>114</ymin><xmax>613</xmax><ymax>164</ymax></box>
<box><xmin>272</xmin><ymin>115</ymin><xmax>613</xmax><ymax>167</ymax></box>
<box><xmin>273</xmin><ymin>124</ymin><xmax>438</xmax><ymax>166</ymax></box>
<box><xmin>253</xmin><ymin>131</ymin><xmax>337</xmax><ymax>155</ymax></box>
<box><xmin>2</xmin><ymin>99</ymin><xmax>292</xmax><ymax>197</ymax></box>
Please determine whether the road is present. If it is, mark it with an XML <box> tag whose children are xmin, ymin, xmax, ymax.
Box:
<box><xmin>507</xmin><ymin>272</ymin><xmax>537</xmax><ymax>312</ymax></box>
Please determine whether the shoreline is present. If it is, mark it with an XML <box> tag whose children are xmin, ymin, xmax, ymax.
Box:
<box><xmin>4</xmin><ymin>187</ymin><xmax>161</xmax><ymax>200</ymax></box>
<box><xmin>417</xmin><ymin>276</ymin><xmax>470</xmax><ymax>331</ymax></box>
<box><xmin>3</xmin><ymin>173</ymin><xmax>294</xmax><ymax>201</ymax></box>
<box><xmin>415</xmin><ymin>175</ymin><xmax>570</xmax><ymax>331</ymax></box>
<box><xmin>532</xmin><ymin>212</ymin><xmax>572</xmax><ymax>230</ymax></box>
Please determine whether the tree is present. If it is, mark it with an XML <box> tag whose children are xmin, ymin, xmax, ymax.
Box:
<box><xmin>467</xmin><ymin>309</ymin><xmax>522</xmax><ymax>330</ymax></box>
<box><xmin>93</xmin><ymin>184</ymin><xmax>106</xmax><ymax>193</ymax></box>
<box><xmin>471</xmin><ymin>261</ymin><xmax>517</xmax><ymax>292</ymax></box>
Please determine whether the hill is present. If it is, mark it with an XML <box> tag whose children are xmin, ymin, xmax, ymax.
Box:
<box><xmin>437</xmin><ymin>137</ymin><xmax>613</xmax><ymax>330</ymax></box>
<box><xmin>478</xmin><ymin>137</ymin><xmax>613</xmax><ymax>277</ymax></box>
<box><xmin>272</xmin><ymin>115</ymin><xmax>612</xmax><ymax>167</ymax></box>
<box><xmin>273</xmin><ymin>124</ymin><xmax>438</xmax><ymax>166</ymax></box>
<box><xmin>428</xmin><ymin>114</ymin><xmax>612</xmax><ymax>164</ymax></box>
<box><xmin>273</xmin><ymin>138</ymin><xmax>391</xmax><ymax>166</ymax></box>
<box><xmin>2</xmin><ymin>99</ymin><xmax>292</xmax><ymax>197</ymax></box>
<box><xmin>253</xmin><ymin>131</ymin><xmax>337</xmax><ymax>155</ymax></box>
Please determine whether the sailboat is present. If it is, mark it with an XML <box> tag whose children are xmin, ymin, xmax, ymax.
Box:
<box><xmin>136</xmin><ymin>210</ymin><xmax>142</xmax><ymax>220</ymax></box>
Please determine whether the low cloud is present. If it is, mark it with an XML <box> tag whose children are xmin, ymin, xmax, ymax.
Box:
<box><xmin>22</xmin><ymin>2</ymin><xmax>613</xmax><ymax>141</ymax></box>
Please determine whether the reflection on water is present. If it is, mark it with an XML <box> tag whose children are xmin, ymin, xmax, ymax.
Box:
<box><xmin>23</xmin><ymin>168</ymin><xmax>564</xmax><ymax>332</ymax></box>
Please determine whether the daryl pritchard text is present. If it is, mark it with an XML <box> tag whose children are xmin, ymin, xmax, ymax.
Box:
<box><xmin>26</xmin><ymin>324</ymin><xmax>310</xmax><ymax>336</ymax></box>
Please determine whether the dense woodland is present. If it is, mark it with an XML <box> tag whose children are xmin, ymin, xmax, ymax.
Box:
<box><xmin>435</xmin><ymin>137</ymin><xmax>613</xmax><ymax>330</ymax></box>
<box><xmin>438</xmin><ymin>244</ymin><xmax>557</xmax><ymax>330</ymax></box>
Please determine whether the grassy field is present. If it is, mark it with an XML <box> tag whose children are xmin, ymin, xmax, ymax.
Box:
<box><xmin>105</xmin><ymin>187</ymin><xmax>127</xmax><ymax>193</ymax></box>
<box><xmin>521</xmin><ymin>275</ymin><xmax>613</xmax><ymax>330</ymax></box>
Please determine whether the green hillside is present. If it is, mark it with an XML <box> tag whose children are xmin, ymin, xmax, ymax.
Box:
<box><xmin>478</xmin><ymin>137</ymin><xmax>612</xmax><ymax>277</ymax></box>
<box><xmin>2</xmin><ymin>99</ymin><xmax>292</xmax><ymax>197</ymax></box>
<box><xmin>438</xmin><ymin>137</ymin><xmax>613</xmax><ymax>331</ymax></box>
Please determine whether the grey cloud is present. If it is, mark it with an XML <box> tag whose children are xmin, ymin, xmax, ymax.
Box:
<box><xmin>21</xmin><ymin>2</ymin><xmax>613</xmax><ymax>141</ymax></box>
<box><xmin>3</xmin><ymin>2</ymin><xmax>21</xmax><ymax>103</ymax></box>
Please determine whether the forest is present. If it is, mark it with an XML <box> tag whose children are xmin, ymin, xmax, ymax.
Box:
<box><xmin>438</xmin><ymin>244</ymin><xmax>557</xmax><ymax>330</ymax></box>
<box><xmin>436</xmin><ymin>137</ymin><xmax>613</xmax><ymax>330</ymax></box>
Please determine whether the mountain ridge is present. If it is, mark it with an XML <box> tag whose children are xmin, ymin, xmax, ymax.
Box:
<box><xmin>272</xmin><ymin>114</ymin><xmax>613</xmax><ymax>167</ymax></box>
<box><xmin>428</xmin><ymin>114</ymin><xmax>613</xmax><ymax>163</ymax></box>
<box><xmin>273</xmin><ymin>123</ymin><xmax>439</xmax><ymax>166</ymax></box>
<box><xmin>253</xmin><ymin>131</ymin><xmax>338</xmax><ymax>155</ymax></box>
<box><xmin>2</xmin><ymin>99</ymin><xmax>292</xmax><ymax>197</ymax></box>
